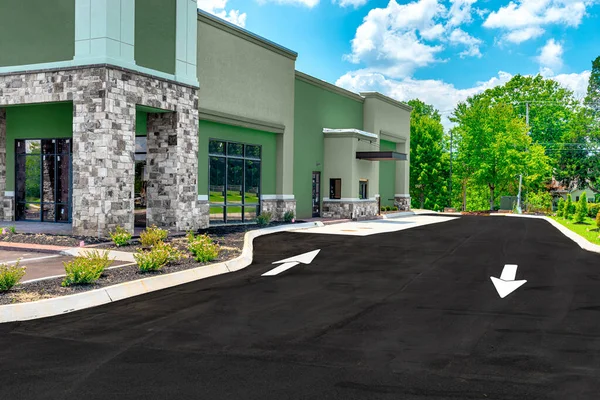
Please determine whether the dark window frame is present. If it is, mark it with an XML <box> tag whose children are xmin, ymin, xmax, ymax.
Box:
<box><xmin>359</xmin><ymin>180</ymin><xmax>368</xmax><ymax>200</ymax></box>
<box><xmin>208</xmin><ymin>138</ymin><xmax>262</xmax><ymax>224</ymax></box>
<box><xmin>330</xmin><ymin>178</ymin><xmax>342</xmax><ymax>200</ymax></box>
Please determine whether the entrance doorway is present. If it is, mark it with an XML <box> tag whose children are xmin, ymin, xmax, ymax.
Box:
<box><xmin>312</xmin><ymin>171</ymin><xmax>321</xmax><ymax>217</ymax></box>
<box><xmin>134</xmin><ymin>136</ymin><xmax>148</xmax><ymax>228</ymax></box>
<box><xmin>15</xmin><ymin>139</ymin><xmax>72</xmax><ymax>222</ymax></box>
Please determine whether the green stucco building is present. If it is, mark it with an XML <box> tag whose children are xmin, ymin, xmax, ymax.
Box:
<box><xmin>0</xmin><ymin>0</ymin><xmax>411</xmax><ymax>236</ymax></box>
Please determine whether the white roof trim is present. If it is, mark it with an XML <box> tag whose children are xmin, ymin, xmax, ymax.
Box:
<box><xmin>323</xmin><ymin>128</ymin><xmax>378</xmax><ymax>139</ymax></box>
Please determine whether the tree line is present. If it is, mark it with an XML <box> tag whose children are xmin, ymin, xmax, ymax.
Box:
<box><xmin>408</xmin><ymin>56</ymin><xmax>600</xmax><ymax>212</ymax></box>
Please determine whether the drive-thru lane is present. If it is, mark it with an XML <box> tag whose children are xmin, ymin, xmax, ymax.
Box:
<box><xmin>1</xmin><ymin>215</ymin><xmax>600</xmax><ymax>399</ymax></box>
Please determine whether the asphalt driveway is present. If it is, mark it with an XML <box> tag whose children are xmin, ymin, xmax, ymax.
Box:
<box><xmin>1</xmin><ymin>215</ymin><xmax>600</xmax><ymax>399</ymax></box>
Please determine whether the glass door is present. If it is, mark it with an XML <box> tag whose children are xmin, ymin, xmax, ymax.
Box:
<box><xmin>15</xmin><ymin>139</ymin><xmax>72</xmax><ymax>222</ymax></box>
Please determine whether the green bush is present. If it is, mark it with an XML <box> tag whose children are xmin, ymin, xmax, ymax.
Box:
<box><xmin>575</xmin><ymin>193</ymin><xmax>588</xmax><ymax>223</ymax></box>
<box><xmin>140</xmin><ymin>225</ymin><xmax>169</xmax><ymax>247</ymax></box>
<box><xmin>256</xmin><ymin>212</ymin><xmax>272</xmax><ymax>227</ymax></box>
<box><xmin>588</xmin><ymin>203</ymin><xmax>600</xmax><ymax>219</ymax></box>
<box><xmin>134</xmin><ymin>242</ymin><xmax>182</xmax><ymax>272</ymax></box>
<box><xmin>187</xmin><ymin>233</ymin><xmax>220</xmax><ymax>263</ymax></box>
<box><xmin>8</xmin><ymin>225</ymin><xmax>16</xmax><ymax>234</ymax></box>
<box><xmin>109</xmin><ymin>226</ymin><xmax>132</xmax><ymax>247</ymax></box>
<box><xmin>526</xmin><ymin>191</ymin><xmax>553</xmax><ymax>214</ymax></box>
<box><xmin>62</xmin><ymin>250</ymin><xmax>113</xmax><ymax>287</ymax></box>
<box><xmin>596</xmin><ymin>210</ymin><xmax>600</xmax><ymax>229</ymax></box>
<box><xmin>283</xmin><ymin>210</ymin><xmax>295</xmax><ymax>223</ymax></box>
<box><xmin>556</xmin><ymin>198</ymin><xmax>565</xmax><ymax>217</ymax></box>
<box><xmin>565</xmin><ymin>194</ymin><xmax>574</xmax><ymax>219</ymax></box>
<box><xmin>0</xmin><ymin>260</ymin><xmax>26</xmax><ymax>292</ymax></box>
<box><xmin>392</xmin><ymin>206</ymin><xmax>399</xmax><ymax>211</ymax></box>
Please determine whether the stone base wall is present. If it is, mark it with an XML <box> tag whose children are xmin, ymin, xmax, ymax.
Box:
<box><xmin>322</xmin><ymin>200</ymin><xmax>379</xmax><ymax>220</ymax></box>
<box><xmin>261</xmin><ymin>199</ymin><xmax>296</xmax><ymax>221</ymax></box>
<box><xmin>394</xmin><ymin>196</ymin><xmax>411</xmax><ymax>211</ymax></box>
<box><xmin>196</xmin><ymin>201</ymin><xmax>210</xmax><ymax>229</ymax></box>
<box><xmin>2</xmin><ymin>197</ymin><xmax>14</xmax><ymax>222</ymax></box>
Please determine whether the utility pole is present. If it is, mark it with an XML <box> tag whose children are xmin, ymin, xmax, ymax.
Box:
<box><xmin>516</xmin><ymin>174</ymin><xmax>523</xmax><ymax>214</ymax></box>
<box><xmin>449</xmin><ymin>129</ymin><xmax>453</xmax><ymax>207</ymax></box>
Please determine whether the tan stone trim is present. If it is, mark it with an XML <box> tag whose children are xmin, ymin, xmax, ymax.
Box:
<box><xmin>359</xmin><ymin>92</ymin><xmax>413</xmax><ymax>112</ymax></box>
<box><xmin>199</xmin><ymin>107</ymin><xmax>285</xmax><ymax>134</ymax></box>
<box><xmin>295</xmin><ymin>71</ymin><xmax>365</xmax><ymax>103</ymax></box>
<box><xmin>197</xmin><ymin>10</ymin><xmax>298</xmax><ymax>61</ymax></box>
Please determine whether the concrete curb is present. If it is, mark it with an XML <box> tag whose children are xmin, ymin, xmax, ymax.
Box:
<box><xmin>382</xmin><ymin>211</ymin><xmax>416</xmax><ymax>219</ymax></box>
<box><xmin>61</xmin><ymin>247</ymin><xmax>136</xmax><ymax>262</ymax></box>
<box><xmin>0</xmin><ymin>222</ymin><xmax>323</xmax><ymax>324</ymax></box>
<box><xmin>492</xmin><ymin>214</ymin><xmax>600</xmax><ymax>254</ymax></box>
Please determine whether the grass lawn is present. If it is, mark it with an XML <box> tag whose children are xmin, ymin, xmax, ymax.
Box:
<box><xmin>551</xmin><ymin>216</ymin><xmax>600</xmax><ymax>246</ymax></box>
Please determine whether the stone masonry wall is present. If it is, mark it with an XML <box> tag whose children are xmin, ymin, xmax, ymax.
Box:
<box><xmin>0</xmin><ymin>65</ymin><xmax>203</xmax><ymax>236</ymax></box>
<box><xmin>261</xmin><ymin>199</ymin><xmax>296</xmax><ymax>221</ymax></box>
<box><xmin>322</xmin><ymin>200</ymin><xmax>378</xmax><ymax>220</ymax></box>
<box><xmin>394</xmin><ymin>195</ymin><xmax>411</xmax><ymax>211</ymax></box>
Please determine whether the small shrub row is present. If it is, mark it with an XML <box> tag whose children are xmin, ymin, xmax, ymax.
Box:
<box><xmin>134</xmin><ymin>242</ymin><xmax>182</xmax><ymax>272</ymax></box>
<box><xmin>110</xmin><ymin>226</ymin><xmax>132</xmax><ymax>247</ymax></box>
<box><xmin>283</xmin><ymin>210</ymin><xmax>295</xmax><ymax>223</ymax></box>
<box><xmin>380</xmin><ymin>205</ymin><xmax>399</xmax><ymax>212</ymax></box>
<box><xmin>256</xmin><ymin>212</ymin><xmax>272</xmax><ymax>227</ymax></box>
<box><xmin>0</xmin><ymin>260</ymin><xmax>26</xmax><ymax>292</ymax></box>
<box><xmin>187</xmin><ymin>232</ymin><xmax>220</xmax><ymax>263</ymax></box>
<box><xmin>62</xmin><ymin>250</ymin><xmax>113</xmax><ymax>287</ymax></box>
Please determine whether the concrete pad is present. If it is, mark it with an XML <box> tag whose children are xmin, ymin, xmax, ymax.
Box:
<box><xmin>297</xmin><ymin>215</ymin><xmax>459</xmax><ymax>236</ymax></box>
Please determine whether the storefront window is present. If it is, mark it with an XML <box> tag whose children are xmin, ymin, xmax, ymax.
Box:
<box><xmin>209</xmin><ymin>139</ymin><xmax>261</xmax><ymax>224</ymax></box>
<box><xmin>359</xmin><ymin>180</ymin><xmax>368</xmax><ymax>200</ymax></box>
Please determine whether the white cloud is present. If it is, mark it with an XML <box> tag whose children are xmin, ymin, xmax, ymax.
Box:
<box><xmin>447</xmin><ymin>0</ymin><xmax>478</xmax><ymax>27</ymax></box>
<box><xmin>197</xmin><ymin>0</ymin><xmax>247</xmax><ymax>27</ymax></box>
<box><xmin>448</xmin><ymin>28</ymin><xmax>482</xmax><ymax>58</ymax></box>
<box><xmin>344</xmin><ymin>0</ymin><xmax>447</xmax><ymax>78</ymax></box>
<box><xmin>333</xmin><ymin>0</ymin><xmax>369</xmax><ymax>7</ymax></box>
<box><xmin>483</xmin><ymin>0</ymin><xmax>594</xmax><ymax>44</ymax></box>
<box><xmin>336</xmin><ymin>68</ymin><xmax>591</xmax><ymax>129</ymax></box>
<box><xmin>536</xmin><ymin>38</ymin><xmax>563</xmax><ymax>75</ymax></box>
<box><xmin>257</xmin><ymin>0</ymin><xmax>320</xmax><ymax>7</ymax></box>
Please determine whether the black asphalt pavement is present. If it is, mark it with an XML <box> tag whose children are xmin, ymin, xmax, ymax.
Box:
<box><xmin>1</xmin><ymin>216</ymin><xmax>600</xmax><ymax>399</ymax></box>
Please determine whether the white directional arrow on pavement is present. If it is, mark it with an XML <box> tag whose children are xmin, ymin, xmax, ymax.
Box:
<box><xmin>490</xmin><ymin>264</ymin><xmax>527</xmax><ymax>298</ymax></box>
<box><xmin>262</xmin><ymin>249</ymin><xmax>321</xmax><ymax>276</ymax></box>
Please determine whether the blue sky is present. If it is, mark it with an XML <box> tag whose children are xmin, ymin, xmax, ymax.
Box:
<box><xmin>198</xmin><ymin>0</ymin><xmax>600</xmax><ymax>126</ymax></box>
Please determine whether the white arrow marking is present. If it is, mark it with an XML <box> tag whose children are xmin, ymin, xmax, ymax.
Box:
<box><xmin>261</xmin><ymin>249</ymin><xmax>321</xmax><ymax>277</ymax></box>
<box><xmin>490</xmin><ymin>264</ymin><xmax>527</xmax><ymax>298</ymax></box>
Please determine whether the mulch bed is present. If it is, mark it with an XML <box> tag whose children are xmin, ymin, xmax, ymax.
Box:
<box><xmin>0</xmin><ymin>232</ymin><xmax>105</xmax><ymax>247</ymax></box>
<box><xmin>0</xmin><ymin>221</ymin><xmax>299</xmax><ymax>305</ymax></box>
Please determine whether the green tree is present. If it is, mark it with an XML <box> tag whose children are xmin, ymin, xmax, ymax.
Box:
<box><xmin>565</xmin><ymin>194</ymin><xmax>574</xmax><ymax>219</ymax></box>
<box><xmin>451</xmin><ymin>97</ymin><xmax>551</xmax><ymax>211</ymax></box>
<box><xmin>583</xmin><ymin>56</ymin><xmax>600</xmax><ymax>193</ymax></box>
<box><xmin>408</xmin><ymin>99</ymin><xmax>449</xmax><ymax>211</ymax></box>
<box><xmin>557</xmin><ymin>197</ymin><xmax>565</xmax><ymax>217</ymax></box>
<box><xmin>575</xmin><ymin>193</ymin><xmax>588</xmax><ymax>223</ymax></box>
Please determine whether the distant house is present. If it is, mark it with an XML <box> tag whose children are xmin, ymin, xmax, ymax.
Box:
<box><xmin>547</xmin><ymin>179</ymin><xmax>598</xmax><ymax>210</ymax></box>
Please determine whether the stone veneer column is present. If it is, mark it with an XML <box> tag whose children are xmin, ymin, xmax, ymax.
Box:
<box><xmin>72</xmin><ymin>72</ymin><xmax>136</xmax><ymax>237</ymax></box>
<box><xmin>395</xmin><ymin>139</ymin><xmax>411</xmax><ymax>211</ymax></box>
<box><xmin>146</xmin><ymin>112</ymin><xmax>206</xmax><ymax>231</ymax></box>
<box><xmin>0</xmin><ymin>109</ymin><xmax>12</xmax><ymax>222</ymax></box>
<box><xmin>261</xmin><ymin>198</ymin><xmax>296</xmax><ymax>221</ymax></box>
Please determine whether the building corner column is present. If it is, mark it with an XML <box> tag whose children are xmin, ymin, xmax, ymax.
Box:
<box><xmin>0</xmin><ymin>109</ymin><xmax>13</xmax><ymax>222</ymax></box>
<box><xmin>394</xmin><ymin>139</ymin><xmax>410</xmax><ymax>211</ymax></box>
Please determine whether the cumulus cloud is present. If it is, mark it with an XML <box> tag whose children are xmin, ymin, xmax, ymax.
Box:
<box><xmin>197</xmin><ymin>0</ymin><xmax>247</xmax><ymax>27</ymax></box>
<box><xmin>483</xmin><ymin>0</ymin><xmax>594</xmax><ymax>44</ymax></box>
<box><xmin>536</xmin><ymin>38</ymin><xmax>563</xmax><ymax>75</ymax></box>
<box><xmin>336</xmin><ymin>68</ymin><xmax>591</xmax><ymax>130</ymax></box>
<box><xmin>448</xmin><ymin>28</ymin><xmax>482</xmax><ymax>58</ymax></box>
<box><xmin>447</xmin><ymin>0</ymin><xmax>478</xmax><ymax>27</ymax></box>
<box><xmin>333</xmin><ymin>0</ymin><xmax>369</xmax><ymax>7</ymax></box>
<box><xmin>257</xmin><ymin>0</ymin><xmax>320</xmax><ymax>7</ymax></box>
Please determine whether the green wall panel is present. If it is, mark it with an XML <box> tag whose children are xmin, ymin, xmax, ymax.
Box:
<box><xmin>379</xmin><ymin>139</ymin><xmax>396</xmax><ymax>207</ymax></box>
<box><xmin>135</xmin><ymin>0</ymin><xmax>177</xmax><ymax>75</ymax></box>
<box><xmin>198</xmin><ymin>121</ymin><xmax>277</xmax><ymax>196</ymax></box>
<box><xmin>5</xmin><ymin>103</ymin><xmax>73</xmax><ymax>191</ymax></box>
<box><xmin>0</xmin><ymin>0</ymin><xmax>75</xmax><ymax>67</ymax></box>
<box><xmin>293</xmin><ymin>79</ymin><xmax>364</xmax><ymax>219</ymax></box>
<box><xmin>136</xmin><ymin>110</ymin><xmax>147</xmax><ymax>135</ymax></box>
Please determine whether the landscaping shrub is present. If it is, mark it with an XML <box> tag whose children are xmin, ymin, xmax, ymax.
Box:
<box><xmin>556</xmin><ymin>198</ymin><xmax>565</xmax><ymax>217</ymax></box>
<box><xmin>256</xmin><ymin>212</ymin><xmax>272</xmax><ymax>227</ymax></box>
<box><xmin>283</xmin><ymin>210</ymin><xmax>295</xmax><ymax>223</ymax></box>
<box><xmin>140</xmin><ymin>225</ymin><xmax>168</xmax><ymax>247</ymax></box>
<box><xmin>109</xmin><ymin>225</ymin><xmax>132</xmax><ymax>247</ymax></box>
<box><xmin>62</xmin><ymin>250</ymin><xmax>113</xmax><ymax>287</ymax></box>
<box><xmin>187</xmin><ymin>233</ymin><xmax>220</xmax><ymax>263</ymax></box>
<box><xmin>575</xmin><ymin>193</ymin><xmax>588</xmax><ymax>223</ymax></box>
<box><xmin>6</xmin><ymin>225</ymin><xmax>16</xmax><ymax>234</ymax></box>
<box><xmin>596</xmin><ymin>210</ymin><xmax>600</xmax><ymax>229</ymax></box>
<box><xmin>588</xmin><ymin>203</ymin><xmax>600</xmax><ymax>219</ymax></box>
<box><xmin>565</xmin><ymin>194</ymin><xmax>574</xmax><ymax>219</ymax></box>
<box><xmin>134</xmin><ymin>242</ymin><xmax>181</xmax><ymax>272</ymax></box>
<box><xmin>392</xmin><ymin>206</ymin><xmax>399</xmax><ymax>211</ymax></box>
<box><xmin>526</xmin><ymin>191</ymin><xmax>553</xmax><ymax>214</ymax></box>
<box><xmin>0</xmin><ymin>260</ymin><xmax>26</xmax><ymax>292</ymax></box>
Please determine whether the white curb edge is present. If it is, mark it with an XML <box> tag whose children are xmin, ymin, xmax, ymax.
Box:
<box><xmin>492</xmin><ymin>213</ymin><xmax>600</xmax><ymax>254</ymax></box>
<box><xmin>382</xmin><ymin>211</ymin><xmax>416</xmax><ymax>219</ymax></box>
<box><xmin>0</xmin><ymin>222</ymin><xmax>324</xmax><ymax>324</ymax></box>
